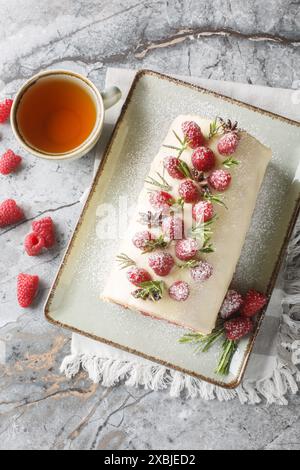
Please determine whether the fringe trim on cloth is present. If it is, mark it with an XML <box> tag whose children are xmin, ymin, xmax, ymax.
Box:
<box><xmin>60</xmin><ymin>221</ymin><xmax>300</xmax><ymax>405</ymax></box>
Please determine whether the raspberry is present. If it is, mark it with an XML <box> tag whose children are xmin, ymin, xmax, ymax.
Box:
<box><xmin>175</xmin><ymin>238</ymin><xmax>199</xmax><ymax>261</ymax></box>
<box><xmin>32</xmin><ymin>217</ymin><xmax>55</xmax><ymax>248</ymax></box>
<box><xmin>132</xmin><ymin>231</ymin><xmax>153</xmax><ymax>250</ymax></box>
<box><xmin>0</xmin><ymin>199</ymin><xmax>24</xmax><ymax>227</ymax></box>
<box><xmin>163</xmin><ymin>156</ymin><xmax>185</xmax><ymax>180</ymax></box>
<box><xmin>0</xmin><ymin>99</ymin><xmax>13</xmax><ymax>124</ymax></box>
<box><xmin>192</xmin><ymin>200</ymin><xmax>214</xmax><ymax>222</ymax></box>
<box><xmin>217</xmin><ymin>132</ymin><xmax>239</xmax><ymax>156</ymax></box>
<box><xmin>24</xmin><ymin>232</ymin><xmax>45</xmax><ymax>256</ymax></box>
<box><xmin>220</xmin><ymin>290</ymin><xmax>244</xmax><ymax>319</ymax></box>
<box><xmin>241</xmin><ymin>290</ymin><xmax>267</xmax><ymax>318</ymax></box>
<box><xmin>224</xmin><ymin>317</ymin><xmax>253</xmax><ymax>341</ymax></box>
<box><xmin>127</xmin><ymin>267</ymin><xmax>152</xmax><ymax>286</ymax></box>
<box><xmin>208</xmin><ymin>169</ymin><xmax>231</xmax><ymax>191</ymax></box>
<box><xmin>178</xmin><ymin>179</ymin><xmax>200</xmax><ymax>203</ymax></box>
<box><xmin>0</xmin><ymin>149</ymin><xmax>22</xmax><ymax>175</ymax></box>
<box><xmin>162</xmin><ymin>215</ymin><xmax>184</xmax><ymax>240</ymax></box>
<box><xmin>182</xmin><ymin>121</ymin><xmax>205</xmax><ymax>149</ymax></box>
<box><xmin>191</xmin><ymin>147</ymin><xmax>215</xmax><ymax>172</ymax></box>
<box><xmin>17</xmin><ymin>273</ymin><xmax>39</xmax><ymax>308</ymax></box>
<box><xmin>190</xmin><ymin>261</ymin><xmax>213</xmax><ymax>282</ymax></box>
<box><xmin>148</xmin><ymin>251</ymin><xmax>174</xmax><ymax>277</ymax></box>
<box><xmin>169</xmin><ymin>281</ymin><xmax>190</xmax><ymax>301</ymax></box>
<box><xmin>149</xmin><ymin>191</ymin><xmax>174</xmax><ymax>212</ymax></box>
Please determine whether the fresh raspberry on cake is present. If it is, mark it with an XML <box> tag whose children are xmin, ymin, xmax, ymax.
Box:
<box><xmin>0</xmin><ymin>150</ymin><xmax>22</xmax><ymax>175</ymax></box>
<box><xmin>220</xmin><ymin>290</ymin><xmax>244</xmax><ymax>319</ymax></box>
<box><xmin>32</xmin><ymin>216</ymin><xmax>55</xmax><ymax>248</ymax></box>
<box><xmin>218</xmin><ymin>132</ymin><xmax>239</xmax><ymax>156</ymax></box>
<box><xmin>192</xmin><ymin>200</ymin><xmax>214</xmax><ymax>222</ymax></box>
<box><xmin>175</xmin><ymin>238</ymin><xmax>199</xmax><ymax>261</ymax></box>
<box><xmin>178</xmin><ymin>180</ymin><xmax>200</xmax><ymax>203</ymax></box>
<box><xmin>24</xmin><ymin>232</ymin><xmax>45</xmax><ymax>256</ymax></box>
<box><xmin>224</xmin><ymin>317</ymin><xmax>253</xmax><ymax>341</ymax></box>
<box><xmin>132</xmin><ymin>231</ymin><xmax>153</xmax><ymax>250</ymax></box>
<box><xmin>0</xmin><ymin>99</ymin><xmax>13</xmax><ymax>124</ymax></box>
<box><xmin>127</xmin><ymin>267</ymin><xmax>152</xmax><ymax>286</ymax></box>
<box><xmin>182</xmin><ymin>121</ymin><xmax>205</xmax><ymax>149</ymax></box>
<box><xmin>208</xmin><ymin>169</ymin><xmax>231</xmax><ymax>191</ymax></box>
<box><xmin>169</xmin><ymin>281</ymin><xmax>190</xmax><ymax>301</ymax></box>
<box><xmin>149</xmin><ymin>190</ymin><xmax>174</xmax><ymax>212</ymax></box>
<box><xmin>162</xmin><ymin>215</ymin><xmax>184</xmax><ymax>240</ymax></box>
<box><xmin>163</xmin><ymin>156</ymin><xmax>185</xmax><ymax>180</ymax></box>
<box><xmin>190</xmin><ymin>261</ymin><xmax>213</xmax><ymax>282</ymax></box>
<box><xmin>148</xmin><ymin>252</ymin><xmax>175</xmax><ymax>276</ymax></box>
<box><xmin>241</xmin><ymin>290</ymin><xmax>267</xmax><ymax>318</ymax></box>
<box><xmin>191</xmin><ymin>147</ymin><xmax>215</xmax><ymax>172</ymax></box>
<box><xmin>0</xmin><ymin>199</ymin><xmax>24</xmax><ymax>227</ymax></box>
<box><xmin>17</xmin><ymin>273</ymin><xmax>39</xmax><ymax>308</ymax></box>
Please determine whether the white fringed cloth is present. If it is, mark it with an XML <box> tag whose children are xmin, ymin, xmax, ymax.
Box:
<box><xmin>61</xmin><ymin>69</ymin><xmax>300</xmax><ymax>405</ymax></box>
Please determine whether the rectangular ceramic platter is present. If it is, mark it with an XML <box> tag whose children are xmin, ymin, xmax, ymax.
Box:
<box><xmin>45</xmin><ymin>71</ymin><xmax>300</xmax><ymax>389</ymax></box>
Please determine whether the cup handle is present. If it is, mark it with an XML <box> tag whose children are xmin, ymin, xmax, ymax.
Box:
<box><xmin>101</xmin><ymin>86</ymin><xmax>122</xmax><ymax>110</ymax></box>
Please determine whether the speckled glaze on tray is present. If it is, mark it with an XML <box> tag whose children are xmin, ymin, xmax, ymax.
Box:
<box><xmin>45</xmin><ymin>70</ymin><xmax>300</xmax><ymax>389</ymax></box>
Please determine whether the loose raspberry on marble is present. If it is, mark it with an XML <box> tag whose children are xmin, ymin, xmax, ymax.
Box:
<box><xmin>224</xmin><ymin>317</ymin><xmax>253</xmax><ymax>341</ymax></box>
<box><xmin>162</xmin><ymin>215</ymin><xmax>184</xmax><ymax>240</ymax></box>
<box><xmin>17</xmin><ymin>273</ymin><xmax>39</xmax><ymax>308</ymax></box>
<box><xmin>192</xmin><ymin>200</ymin><xmax>214</xmax><ymax>222</ymax></box>
<box><xmin>182</xmin><ymin>121</ymin><xmax>205</xmax><ymax>149</ymax></box>
<box><xmin>0</xmin><ymin>99</ymin><xmax>13</xmax><ymax>124</ymax></box>
<box><xmin>148</xmin><ymin>251</ymin><xmax>175</xmax><ymax>277</ymax></box>
<box><xmin>149</xmin><ymin>190</ymin><xmax>174</xmax><ymax>212</ymax></box>
<box><xmin>178</xmin><ymin>179</ymin><xmax>201</xmax><ymax>203</ymax></box>
<box><xmin>218</xmin><ymin>132</ymin><xmax>239</xmax><ymax>156</ymax></box>
<box><xmin>220</xmin><ymin>290</ymin><xmax>244</xmax><ymax>319</ymax></box>
<box><xmin>163</xmin><ymin>156</ymin><xmax>185</xmax><ymax>180</ymax></box>
<box><xmin>132</xmin><ymin>231</ymin><xmax>153</xmax><ymax>250</ymax></box>
<box><xmin>0</xmin><ymin>149</ymin><xmax>22</xmax><ymax>175</ymax></box>
<box><xmin>169</xmin><ymin>281</ymin><xmax>190</xmax><ymax>301</ymax></box>
<box><xmin>190</xmin><ymin>261</ymin><xmax>213</xmax><ymax>282</ymax></box>
<box><xmin>191</xmin><ymin>147</ymin><xmax>215</xmax><ymax>172</ymax></box>
<box><xmin>175</xmin><ymin>238</ymin><xmax>199</xmax><ymax>261</ymax></box>
<box><xmin>24</xmin><ymin>232</ymin><xmax>45</xmax><ymax>256</ymax></box>
<box><xmin>0</xmin><ymin>199</ymin><xmax>24</xmax><ymax>227</ymax></box>
<box><xmin>208</xmin><ymin>169</ymin><xmax>231</xmax><ymax>192</ymax></box>
<box><xmin>127</xmin><ymin>267</ymin><xmax>152</xmax><ymax>286</ymax></box>
<box><xmin>32</xmin><ymin>217</ymin><xmax>55</xmax><ymax>248</ymax></box>
<box><xmin>241</xmin><ymin>290</ymin><xmax>267</xmax><ymax>318</ymax></box>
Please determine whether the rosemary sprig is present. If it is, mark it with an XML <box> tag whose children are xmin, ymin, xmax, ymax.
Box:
<box><xmin>178</xmin><ymin>160</ymin><xmax>192</xmax><ymax>179</ymax></box>
<box><xmin>142</xmin><ymin>235</ymin><xmax>169</xmax><ymax>253</ymax></box>
<box><xmin>199</xmin><ymin>237</ymin><xmax>215</xmax><ymax>253</ymax></box>
<box><xmin>209</xmin><ymin>117</ymin><xmax>222</xmax><ymax>139</ymax></box>
<box><xmin>116</xmin><ymin>253</ymin><xmax>136</xmax><ymax>269</ymax></box>
<box><xmin>132</xmin><ymin>280</ymin><xmax>165</xmax><ymax>302</ymax></box>
<box><xmin>145</xmin><ymin>172</ymin><xmax>172</xmax><ymax>192</ymax></box>
<box><xmin>177</xmin><ymin>259</ymin><xmax>200</xmax><ymax>270</ymax></box>
<box><xmin>223</xmin><ymin>157</ymin><xmax>240</xmax><ymax>169</ymax></box>
<box><xmin>190</xmin><ymin>215</ymin><xmax>218</xmax><ymax>242</ymax></box>
<box><xmin>215</xmin><ymin>339</ymin><xmax>237</xmax><ymax>375</ymax></box>
<box><xmin>163</xmin><ymin>130</ymin><xmax>188</xmax><ymax>157</ymax></box>
<box><xmin>138</xmin><ymin>211</ymin><xmax>163</xmax><ymax>228</ymax></box>
<box><xmin>179</xmin><ymin>328</ymin><xmax>224</xmax><ymax>354</ymax></box>
<box><xmin>203</xmin><ymin>191</ymin><xmax>228</xmax><ymax>209</ymax></box>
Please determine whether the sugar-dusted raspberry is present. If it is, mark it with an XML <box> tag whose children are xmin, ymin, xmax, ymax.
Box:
<box><xmin>169</xmin><ymin>281</ymin><xmax>190</xmax><ymax>301</ymax></box>
<box><xmin>208</xmin><ymin>169</ymin><xmax>231</xmax><ymax>191</ymax></box>
<box><xmin>0</xmin><ymin>99</ymin><xmax>13</xmax><ymax>124</ymax></box>
<box><xmin>0</xmin><ymin>149</ymin><xmax>22</xmax><ymax>175</ymax></box>
<box><xmin>0</xmin><ymin>199</ymin><xmax>24</xmax><ymax>227</ymax></box>
<box><xmin>178</xmin><ymin>179</ymin><xmax>201</xmax><ymax>203</ymax></box>
<box><xmin>24</xmin><ymin>232</ymin><xmax>45</xmax><ymax>256</ymax></box>
<box><xmin>220</xmin><ymin>290</ymin><xmax>244</xmax><ymax>319</ymax></box>
<box><xmin>127</xmin><ymin>267</ymin><xmax>152</xmax><ymax>286</ymax></box>
<box><xmin>149</xmin><ymin>190</ymin><xmax>174</xmax><ymax>212</ymax></box>
<box><xmin>163</xmin><ymin>156</ymin><xmax>185</xmax><ymax>180</ymax></box>
<box><xmin>17</xmin><ymin>273</ymin><xmax>39</xmax><ymax>308</ymax></box>
<box><xmin>162</xmin><ymin>215</ymin><xmax>184</xmax><ymax>240</ymax></box>
<box><xmin>175</xmin><ymin>238</ymin><xmax>199</xmax><ymax>261</ymax></box>
<box><xmin>191</xmin><ymin>147</ymin><xmax>216</xmax><ymax>172</ymax></box>
<box><xmin>190</xmin><ymin>261</ymin><xmax>213</xmax><ymax>282</ymax></box>
<box><xmin>132</xmin><ymin>231</ymin><xmax>153</xmax><ymax>250</ymax></box>
<box><xmin>241</xmin><ymin>290</ymin><xmax>267</xmax><ymax>318</ymax></box>
<box><xmin>192</xmin><ymin>200</ymin><xmax>214</xmax><ymax>222</ymax></box>
<box><xmin>148</xmin><ymin>251</ymin><xmax>175</xmax><ymax>276</ymax></box>
<box><xmin>224</xmin><ymin>317</ymin><xmax>253</xmax><ymax>341</ymax></box>
<box><xmin>182</xmin><ymin>121</ymin><xmax>205</xmax><ymax>149</ymax></box>
<box><xmin>218</xmin><ymin>132</ymin><xmax>239</xmax><ymax>156</ymax></box>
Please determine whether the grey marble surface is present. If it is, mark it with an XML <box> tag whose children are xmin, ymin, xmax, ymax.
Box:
<box><xmin>0</xmin><ymin>0</ymin><xmax>300</xmax><ymax>450</ymax></box>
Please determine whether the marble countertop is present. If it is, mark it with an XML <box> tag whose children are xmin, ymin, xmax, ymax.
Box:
<box><xmin>1</xmin><ymin>0</ymin><xmax>300</xmax><ymax>450</ymax></box>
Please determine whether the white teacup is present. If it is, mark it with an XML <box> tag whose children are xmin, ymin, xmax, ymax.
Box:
<box><xmin>10</xmin><ymin>70</ymin><xmax>121</xmax><ymax>161</ymax></box>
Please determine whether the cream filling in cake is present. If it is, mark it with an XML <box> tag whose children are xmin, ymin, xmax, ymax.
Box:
<box><xmin>101</xmin><ymin>115</ymin><xmax>272</xmax><ymax>334</ymax></box>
